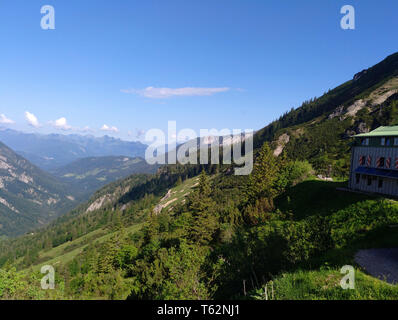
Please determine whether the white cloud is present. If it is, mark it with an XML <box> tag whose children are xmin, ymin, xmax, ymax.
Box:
<box><xmin>0</xmin><ymin>114</ymin><xmax>15</xmax><ymax>124</ymax></box>
<box><xmin>101</xmin><ymin>124</ymin><xmax>119</xmax><ymax>133</ymax></box>
<box><xmin>121</xmin><ymin>86</ymin><xmax>230</xmax><ymax>99</ymax></box>
<box><xmin>25</xmin><ymin>111</ymin><xmax>40</xmax><ymax>128</ymax></box>
<box><xmin>52</xmin><ymin>117</ymin><xmax>72</xmax><ymax>130</ymax></box>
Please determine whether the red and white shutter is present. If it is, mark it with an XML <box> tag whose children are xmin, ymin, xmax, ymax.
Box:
<box><xmin>367</xmin><ymin>156</ymin><xmax>372</xmax><ymax>167</ymax></box>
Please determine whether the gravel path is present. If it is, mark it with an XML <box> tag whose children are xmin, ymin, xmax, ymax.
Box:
<box><xmin>354</xmin><ymin>248</ymin><xmax>398</xmax><ymax>284</ymax></box>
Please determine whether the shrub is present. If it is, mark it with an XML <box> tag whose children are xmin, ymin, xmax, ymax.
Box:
<box><xmin>328</xmin><ymin>200</ymin><xmax>398</xmax><ymax>247</ymax></box>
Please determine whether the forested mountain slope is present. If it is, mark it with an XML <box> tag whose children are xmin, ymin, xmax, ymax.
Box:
<box><xmin>256</xmin><ymin>52</ymin><xmax>398</xmax><ymax>176</ymax></box>
<box><xmin>0</xmin><ymin>141</ymin><xmax>77</xmax><ymax>238</ymax></box>
<box><xmin>255</xmin><ymin>52</ymin><xmax>398</xmax><ymax>147</ymax></box>
<box><xmin>0</xmin><ymin>161</ymin><xmax>212</xmax><ymax>268</ymax></box>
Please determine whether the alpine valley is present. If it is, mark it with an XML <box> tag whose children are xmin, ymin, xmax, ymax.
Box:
<box><xmin>0</xmin><ymin>134</ymin><xmax>157</xmax><ymax>238</ymax></box>
<box><xmin>1</xmin><ymin>52</ymin><xmax>398</xmax><ymax>300</ymax></box>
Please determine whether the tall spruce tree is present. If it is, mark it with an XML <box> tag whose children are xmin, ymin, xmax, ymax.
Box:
<box><xmin>243</xmin><ymin>143</ymin><xmax>279</xmax><ymax>224</ymax></box>
<box><xmin>246</xmin><ymin>142</ymin><xmax>279</xmax><ymax>203</ymax></box>
<box><xmin>188</xmin><ymin>170</ymin><xmax>218</xmax><ymax>245</ymax></box>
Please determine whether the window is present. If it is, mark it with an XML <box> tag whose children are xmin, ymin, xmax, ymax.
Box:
<box><xmin>361</xmin><ymin>138</ymin><xmax>369</xmax><ymax>146</ymax></box>
<box><xmin>356</xmin><ymin>174</ymin><xmax>360</xmax><ymax>184</ymax></box>
<box><xmin>380</xmin><ymin>137</ymin><xmax>391</xmax><ymax>146</ymax></box>
<box><xmin>394</xmin><ymin>137</ymin><xmax>398</xmax><ymax>146</ymax></box>
<box><xmin>359</xmin><ymin>156</ymin><xmax>365</xmax><ymax>166</ymax></box>
<box><xmin>378</xmin><ymin>179</ymin><xmax>383</xmax><ymax>188</ymax></box>
<box><xmin>367</xmin><ymin>176</ymin><xmax>372</xmax><ymax>186</ymax></box>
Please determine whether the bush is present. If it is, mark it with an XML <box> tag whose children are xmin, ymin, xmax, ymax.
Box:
<box><xmin>328</xmin><ymin>200</ymin><xmax>398</xmax><ymax>247</ymax></box>
<box><xmin>287</xmin><ymin>161</ymin><xmax>314</xmax><ymax>186</ymax></box>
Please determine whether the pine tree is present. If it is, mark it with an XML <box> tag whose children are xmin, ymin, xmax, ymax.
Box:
<box><xmin>188</xmin><ymin>170</ymin><xmax>218</xmax><ymax>245</ymax></box>
<box><xmin>112</xmin><ymin>210</ymin><xmax>123</xmax><ymax>231</ymax></box>
<box><xmin>273</xmin><ymin>151</ymin><xmax>291</xmax><ymax>194</ymax></box>
<box><xmin>198</xmin><ymin>170</ymin><xmax>211</xmax><ymax>197</ymax></box>
<box><xmin>245</xmin><ymin>142</ymin><xmax>279</xmax><ymax>203</ymax></box>
<box><xmin>243</xmin><ymin>142</ymin><xmax>279</xmax><ymax>224</ymax></box>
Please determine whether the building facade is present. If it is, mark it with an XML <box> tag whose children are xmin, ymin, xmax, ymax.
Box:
<box><xmin>349</xmin><ymin>126</ymin><xmax>398</xmax><ymax>197</ymax></box>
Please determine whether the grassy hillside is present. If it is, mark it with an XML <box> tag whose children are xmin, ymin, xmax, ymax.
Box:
<box><xmin>275</xmin><ymin>180</ymin><xmax>380</xmax><ymax>220</ymax></box>
<box><xmin>251</xmin><ymin>268</ymin><xmax>398</xmax><ymax>300</ymax></box>
<box><xmin>20</xmin><ymin>175</ymin><xmax>201</xmax><ymax>273</ymax></box>
<box><xmin>250</xmin><ymin>182</ymin><xmax>398</xmax><ymax>300</ymax></box>
<box><xmin>24</xmin><ymin>223</ymin><xmax>144</xmax><ymax>273</ymax></box>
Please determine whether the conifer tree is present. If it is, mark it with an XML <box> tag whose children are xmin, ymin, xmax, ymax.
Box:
<box><xmin>243</xmin><ymin>143</ymin><xmax>279</xmax><ymax>224</ymax></box>
<box><xmin>245</xmin><ymin>142</ymin><xmax>279</xmax><ymax>203</ymax></box>
<box><xmin>188</xmin><ymin>170</ymin><xmax>218</xmax><ymax>245</ymax></box>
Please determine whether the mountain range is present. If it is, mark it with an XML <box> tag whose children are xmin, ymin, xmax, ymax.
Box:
<box><xmin>0</xmin><ymin>129</ymin><xmax>148</xmax><ymax>171</ymax></box>
<box><xmin>0</xmin><ymin>134</ymin><xmax>157</xmax><ymax>238</ymax></box>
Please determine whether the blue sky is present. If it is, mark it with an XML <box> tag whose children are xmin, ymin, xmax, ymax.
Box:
<box><xmin>0</xmin><ymin>0</ymin><xmax>397</xmax><ymax>142</ymax></box>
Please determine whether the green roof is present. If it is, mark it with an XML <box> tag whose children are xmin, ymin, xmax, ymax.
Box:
<box><xmin>355</xmin><ymin>126</ymin><xmax>398</xmax><ymax>138</ymax></box>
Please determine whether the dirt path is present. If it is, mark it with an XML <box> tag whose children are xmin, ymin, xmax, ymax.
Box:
<box><xmin>354</xmin><ymin>248</ymin><xmax>398</xmax><ymax>284</ymax></box>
